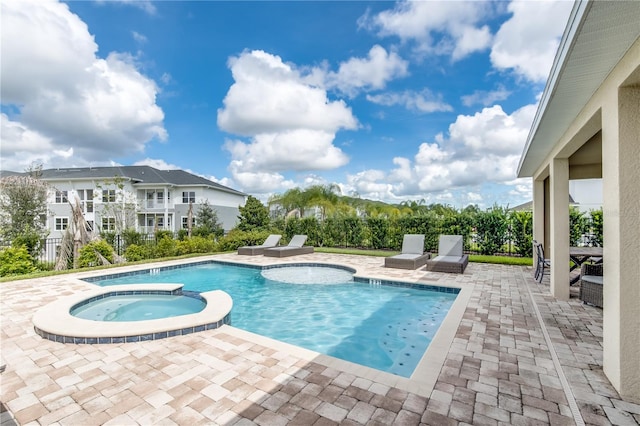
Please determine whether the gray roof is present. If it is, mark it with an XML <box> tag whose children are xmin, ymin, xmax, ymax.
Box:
<box><xmin>3</xmin><ymin>166</ymin><xmax>245</xmax><ymax>196</ymax></box>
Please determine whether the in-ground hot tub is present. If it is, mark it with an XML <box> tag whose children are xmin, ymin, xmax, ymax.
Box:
<box><xmin>70</xmin><ymin>291</ymin><xmax>206</xmax><ymax>322</ymax></box>
<box><xmin>33</xmin><ymin>283</ymin><xmax>232</xmax><ymax>344</ymax></box>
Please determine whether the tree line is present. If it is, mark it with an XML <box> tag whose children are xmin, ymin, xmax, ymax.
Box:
<box><xmin>0</xmin><ymin>180</ymin><xmax>603</xmax><ymax>276</ymax></box>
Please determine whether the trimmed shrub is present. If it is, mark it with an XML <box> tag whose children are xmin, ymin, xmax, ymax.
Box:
<box><xmin>175</xmin><ymin>236</ymin><xmax>217</xmax><ymax>255</ymax></box>
<box><xmin>78</xmin><ymin>240</ymin><xmax>115</xmax><ymax>268</ymax></box>
<box><xmin>155</xmin><ymin>236</ymin><xmax>177</xmax><ymax>258</ymax></box>
<box><xmin>0</xmin><ymin>246</ymin><xmax>36</xmax><ymax>276</ymax></box>
<box><xmin>124</xmin><ymin>243</ymin><xmax>152</xmax><ymax>262</ymax></box>
<box><xmin>217</xmin><ymin>229</ymin><xmax>273</xmax><ymax>252</ymax></box>
<box><xmin>155</xmin><ymin>230</ymin><xmax>174</xmax><ymax>241</ymax></box>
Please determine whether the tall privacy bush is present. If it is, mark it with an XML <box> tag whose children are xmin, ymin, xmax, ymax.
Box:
<box><xmin>589</xmin><ymin>209</ymin><xmax>603</xmax><ymax>246</ymax></box>
<box><xmin>509</xmin><ymin>210</ymin><xmax>533</xmax><ymax>257</ymax></box>
<box><xmin>321</xmin><ymin>216</ymin><xmax>344</xmax><ymax>247</ymax></box>
<box><xmin>342</xmin><ymin>217</ymin><xmax>363</xmax><ymax>247</ymax></box>
<box><xmin>366</xmin><ymin>217</ymin><xmax>388</xmax><ymax>249</ymax></box>
<box><xmin>475</xmin><ymin>206</ymin><xmax>508</xmax><ymax>255</ymax></box>
<box><xmin>569</xmin><ymin>207</ymin><xmax>588</xmax><ymax>246</ymax></box>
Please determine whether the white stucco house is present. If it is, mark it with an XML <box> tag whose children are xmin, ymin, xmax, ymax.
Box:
<box><xmin>5</xmin><ymin>166</ymin><xmax>246</xmax><ymax>238</ymax></box>
<box><xmin>518</xmin><ymin>1</ymin><xmax>639</xmax><ymax>401</ymax></box>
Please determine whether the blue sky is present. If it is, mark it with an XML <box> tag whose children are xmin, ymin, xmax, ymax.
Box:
<box><xmin>1</xmin><ymin>0</ymin><xmax>577</xmax><ymax>208</ymax></box>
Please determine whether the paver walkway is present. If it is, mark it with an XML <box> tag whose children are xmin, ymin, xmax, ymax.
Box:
<box><xmin>1</xmin><ymin>253</ymin><xmax>638</xmax><ymax>425</ymax></box>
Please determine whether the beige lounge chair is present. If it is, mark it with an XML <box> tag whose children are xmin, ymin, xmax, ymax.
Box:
<box><xmin>384</xmin><ymin>234</ymin><xmax>430</xmax><ymax>270</ymax></box>
<box><xmin>237</xmin><ymin>234</ymin><xmax>282</xmax><ymax>255</ymax></box>
<box><xmin>263</xmin><ymin>235</ymin><xmax>314</xmax><ymax>257</ymax></box>
<box><xmin>426</xmin><ymin>235</ymin><xmax>469</xmax><ymax>273</ymax></box>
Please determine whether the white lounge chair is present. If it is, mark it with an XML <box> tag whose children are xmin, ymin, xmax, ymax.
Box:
<box><xmin>263</xmin><ymin>235</ymin><xmax>314</xmax><ymax>257</ymax></box>
<box><xmin>237</xmin><ymin>234</ymin><xmax>282</xmax><ymax>255</ymax></box>
<box><xmin>384</xmin><ymin>234</ymin><xmax>430</xmax><ymax>270</ymax></box>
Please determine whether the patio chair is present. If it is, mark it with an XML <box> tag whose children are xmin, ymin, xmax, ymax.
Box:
<box><xmin>579</xmin><ymin>263</ymin><xmax>603</xmax><ymax>308</ymax></box>
<box><xmin>263</xmin><ymin>235</ymin><xmax>314</xmax><ymax>258</ymax></box>
<box><xmin>534</xmin><ymin>242</ymin><xmax>551</xmax><ymax>282</ymax></box>
<box><xmin>237</xmin><ymin>234</ymin><xmax>282</xmax><ymax>255</ymax></box>
<box><xmin>425</xmin><ymin>235</ymin><xmax>469</xmax><ymax>274</ymax></box>
<box><xmin>384</xmin><ymin>234</ymin><xmax>430</xmax><ymax>270</ymax></box>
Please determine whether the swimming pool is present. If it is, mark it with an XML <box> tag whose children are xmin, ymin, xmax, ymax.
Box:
<box><xmin>88</xmin><ymin>262</ymin><xmax>459</xmax><ymax>377</ymax></box>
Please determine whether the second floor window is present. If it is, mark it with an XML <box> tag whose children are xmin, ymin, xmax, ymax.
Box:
<box><xmin>102</xmin><ymin>217</ymin><xmax>116</xmax><ymax>231</ymax></box>
<box><xmin>182</xmin><ymin>191</ymin><xmax>195</xmax><ymax>203</ymax></box>
<box><xmin>102</xmin><ymin>189</ymin><xmax>116</xmax><ymax>203</ymax></box>
<box><xmin>55</xmin><ymin>217</ymin><xmax>69</xmax><ymax>230</ymax></box>
<box><xmin>55</xmin><ymin>190</ymin><xmax>68</xmax><ymax>203</ymax></box>
<box><xmin>78</xmin><ymin>189</ymin><xmax>94</xmax><ymax>213</ymax></box>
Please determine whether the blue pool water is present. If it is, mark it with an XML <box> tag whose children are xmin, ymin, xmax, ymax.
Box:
<box><xmin>71</xmin><ymin>294</ymin><xmax>206</xmax><ymax>322</ymax></box>
<box><xmin>90</xmin><ymin>262</ymin><xmax>457</xmax><ymax>377</ymax></box>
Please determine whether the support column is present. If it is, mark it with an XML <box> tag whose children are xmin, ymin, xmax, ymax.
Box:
<box><xmin>532</xmin><ymin>177</ymin><xmax>545</xmax><ymax>245</ymax></box>
<box><xmin>550</xmin><ymin>158</ymin><xmax>570</xmax><ymax>300</ymax></box>
<box><xmin>602</xmin><ymin>86</ymin><xmax>640</xmax><ymax>402</ymax></box>
<box><xmin>164</xmin><ymin>188</ymin><xmax>169</xmax><ymax>231</ymax></box>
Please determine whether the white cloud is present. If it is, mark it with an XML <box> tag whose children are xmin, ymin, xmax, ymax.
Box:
<box><xmin>367</xmin><ymin>89</ymin><xmax>452</xmax><ymax>113</ymax></box>
<box><xmin>446</xmin><ymin>104</ymin><xmax>536</xmax><ymax>157</ymax></box>
<box><xmin>227</xmin><ymin>161</ymin><xmax>296</xmax><ymax>194</ymax></box>
<box><xmin>490</xmin><ymin>0</ymin><xmax>574</xmax><ymax>82</ymax></box>
<box><xmin>461</xmin><ymin>85</ymin><xmax>511</xmax><ymax>107</ymax></box>
<box><xmin>361</xmin><ymin>1</ymin><xmax>493</xmax><ymax>60</ymax></box>
<box><xmin>96</xmin><ymin>0</ymin><xmax>156</xmax><ymax>15</ymax></box>
<box><xmin>344</xmin><ymin>103</ymin><xmax>537</xmax><ymax>200</ymax></box>
<box><xmin>224</xmin><ymin>131</ymin><xmax>349</xmax><ymax>173</ymax></box>
<box><xmin>0</xmin><ymin>0</ymin><xmax>166</xmax><ymax>171</ymax></box>
<box><xmin>217</xmin><ymin>50</ymin><xmax>358</xmax><ymax>193</ymax></box>
<box><xmin>217</xmin><ymin>50</ymin><xmax>357</xmax><ymax>136</ymax></box>
<box><xmin>324</xmin><ymin>45</ymin><xmax>409</xmax><ymax>97</ymax></box>
<box><xmin>132</xmin><ymin>31</ymin><xmax>147</xmax><ymax>44</ymax></box>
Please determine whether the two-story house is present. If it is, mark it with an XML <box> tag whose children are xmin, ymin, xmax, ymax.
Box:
<box><xmin>18</xmin><ymin>166</ymin><xmax>246</xmax><ymax>238</ymax></box>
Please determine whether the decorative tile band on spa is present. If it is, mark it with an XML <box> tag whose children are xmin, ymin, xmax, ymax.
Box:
<box><xmin>34</xmin><ymin>312</ymin><xmax>231</xmax><ymax>344</ymax></box>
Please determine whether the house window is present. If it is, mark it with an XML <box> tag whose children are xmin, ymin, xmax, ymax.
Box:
<box><xmin>101</xmin><ymin>217</ymin><xmax>116</xmax><ymax>231</ymax></box>
<box><xmin>55</xmin><ymin>190</ymin><xmax>68</xmax><ymax>203</ymax></box>
<box><xmin>156</xmin><ymin>191</ymin><xmax>164</xmax><ymax>205</ymax></box>
<box><xmin>102</xmin><ymin>189</ymin><xmax>116</xmax><ymax>203</ymax></box>
<box><xmin>182</xmin><ymin>191</ymin><xmax>195</xmax><ymax>203</ymax></box>
<box><xmin>55</xmin><ymin>217</ymin><xmax>69</xmax><ymax>231</ymax></box>
<box><xmin>78</xmin><ymin>189</ymin><xmax>94</xmax><ymax>213</ymax></box>
<box><xmin>86</xmin><ymin>221</ymin><xmax>94</xmax><ymax>232</ymax></box>
<box><xmin>182</xmin><ymin>216</ymin><xmax>197</xmax><ymax>229</ymax></box>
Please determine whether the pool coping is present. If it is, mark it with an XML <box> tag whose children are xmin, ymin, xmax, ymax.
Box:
<box><xmin>32</xmin><ymin>283</ymin><xmax>232</xmax><ymax>343</ymax></box>
<box><xmin>71</xmin><ymin>256</ymin><xmax>471</xmax><ymax>397</ymax></box>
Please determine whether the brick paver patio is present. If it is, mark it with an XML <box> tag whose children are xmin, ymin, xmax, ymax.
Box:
<box><xmin>1</xmin><ymin>253</ymin><xmax>639</xmax><ymax>425</ymax></box>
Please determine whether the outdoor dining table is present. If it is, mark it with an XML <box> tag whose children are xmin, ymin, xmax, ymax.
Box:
<box><xmin>570</xmin><ymin>246</ymin><xmax>603</xmax><ymax>284</ymax></box>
